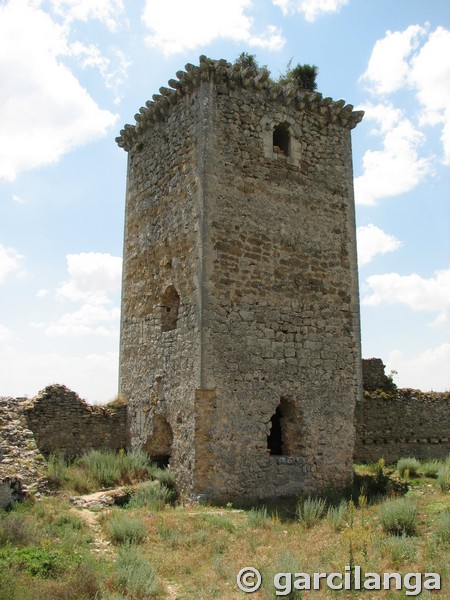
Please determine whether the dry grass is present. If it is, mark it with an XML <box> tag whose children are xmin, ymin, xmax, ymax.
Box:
<box><xmin>1</xmin><ymin>463</ymin><xmax>449</xmax><ymax>599</ymax></box>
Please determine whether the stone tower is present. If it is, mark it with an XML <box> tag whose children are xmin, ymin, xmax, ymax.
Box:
<box><xmin>117</xmin><ymin>56</ymin><xmax>364</xmax><ymax>500</ymax></box>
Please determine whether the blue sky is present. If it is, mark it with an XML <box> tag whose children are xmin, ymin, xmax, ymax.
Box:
<box><xmin>0</xmin><ymin>0</ymin><xmax>449</xmax><ymax>403</ymax></box>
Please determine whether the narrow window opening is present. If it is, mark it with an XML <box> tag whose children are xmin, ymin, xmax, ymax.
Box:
<box><xmin>161</xmin><ymin>285</ymin><xmax>180</xmax><ymax>332</ymax></box>
<box><xmin>273</xmin><ymin>122</ymin><xmax>290</xmax><ymax>156</ymax></box>
<box><xmin>143</xmin><ymin>415</ymin><xmax>173</xmax><ymax>467</ymax></box>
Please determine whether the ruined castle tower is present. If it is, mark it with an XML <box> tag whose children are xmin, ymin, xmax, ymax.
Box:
<box><xmin>117</xmin><ymin>57</ymin><xmax>364</xmax><ymax>500</ymax></box>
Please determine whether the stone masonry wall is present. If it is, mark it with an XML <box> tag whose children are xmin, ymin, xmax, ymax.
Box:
<box><xmin>23</xmin><ymin>385</ymin><xmax>127</xmax><ymax>458</ymax></box>
<box><xmin>199</xmin><ymin>76</ymin><xmax>362</xmax><ymax>499</ymax></box>
<box><xmin>354</xmin><ymin>390</ymin><xmax>450</xmax><ymax>463</ymax></box>
<box><xmin>362</xmin><ymin>358</ymin><xmax>394</xmax><ymax>392</ymax></box>
<box><xmin>118</xmin><ymin>56</ymin><xmax>364</xmax><ymax>500</ymax></box>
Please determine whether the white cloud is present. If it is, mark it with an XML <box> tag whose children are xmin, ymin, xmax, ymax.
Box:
<box><xmin>37</xmin><ymin>289</ymin><xmax>49</xmax><ymax>298</ymax></box>
<box><xmin>0</xmin><ymin>324</ymin><xmax>13</xmax><ymax>343</ymax></box>
<box><xmin>410</xmin><ymin>26</ymin><xmax>450</xmax><ymax>165</ymax></box>
<box><xmin>33</xmin><ymin>252</ymin><xmax>122</xmax><ymax>338</ymax></box>
<box><xmin>36</xmin><ymin>304</ymin><xmax>120</xmax><ymax>337</ymax></box>
<box><xmin>387</xmin><ymin>344</ymin><xmax>450</xmax><ymax>391</ymax></box>
<box><xmin>272</xmin><ymin>0</ymin><xmax>348</xmax><ymax>21</ymax></box>
<box><xmin>142</xmin><ymin>0</ymin><xmax>285</xmax><ymax>55</ymax></box>
<box><xmin>428</xmin><ymin>312</ymin><xmax>448</xmax><ymax>329</ymax></box>
<box><xmin>363</xmin><ymin>266</ymin><xmax>450</xmax><ymax>314</ymax></box>
<box><xmin>56</xmin><ymin>252</ymin><xmax>122</xmax><ymax>305</ymax></box>
<box><xmin>0</xmin><ymin>244</ymin><xmax>24</xmax><ymax>283</ymax></box>
<box><xmin>361</xmin><ymin>24</ymin><xmax>450</xmax><ymax>165</ymax></box>
<box><xmin>360</xmin><ymin>25</ymin><xmax>426</xmax><ymax>95</ymax></box>
<box><xmin>49</xmin><ymin>0</ymin><xmax>125</xmax><ymax>31</ymax></box>
<box><xmin>69</xmin><ymin>42</ymin><xmax>130</xmax><ymax>104</ymax></box>
<box><xmin>354</xmin><ymin>103</ymin><xmax>432</xmax><ymax>205</ymax></box>
<box><xmin>0</xmin><ymin>0</ymin><xmax>117</xmax><ymax>181</ymax></box>
<box><xmin>357</xmin><ymin>224</ymin><xmax>402</xmax><ymax>267</ymax></box>
<box><xmin>12</xmin><ymin>194</ymin><xmax>26</xmax><ymax>204</ymax></box>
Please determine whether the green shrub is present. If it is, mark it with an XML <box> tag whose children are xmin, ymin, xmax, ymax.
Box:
<box><xmin>247</xmin><ymin>506</ymin><xmax>271</xmax><ymax>529</ymax></box>
<box><xmin>326</xmin><ymin>501</ymin><xmax>348</xmax><ymax>531</ymax></box>
<box><xmin>107</xmin><ymin>512</ymin><xmax>148</xmax><ymax>544</ymax></box>
<box><xmin>46</xmin><ymin>452</ymin><xmax>67</xmax><ymax>485</ymax></box>
<box><xmin>79</xmin><ymin>450</ymin><xmax>121</xmax><ymax>487</ymax></box>
<box><xmin>296</xmin><ymin>497</ymin><xmax>327</xmax><ymax>528</ymax></box>
<box><xmin>0</xmin><ymin>512</ymin><xmax>41</xmax><ymax>547</ymax></box>
<box><xmin>77</xmin><ymin>449</ymin><xmax>152</xmax><ymax>488</ymax></box>
<box><xmin>118</xmin><ymin>450</ymin><xmax>152</xmax><ymax>482</ymax></box>
<box><xmin>116</xmin><ymin>543</ymin><xmax>160</xmax><ymax>598</ymax></box>
<box><xmin>148</xmin><ymin>466</ymin><xmax>176</xmax><ymax>490</ymax></box>
<box><xmin>127</xmin><ymin>482</ymin><xmax>174</xmax><ymax>511</ymax></box>
<box><xmin>420</xmin><ymin>460</ymin><xmax>441</xmax><ymax>478</ymax></box>
<box><xmin>397</xmin><ymin>457</ymin><xmax>421</xmax><ymax>478</ymax></box>
<box><xmin>437</xmin><ymin>465</ymin><xmax>450</xmax><ymax>491</ymax></box>
<box><xmin>434</xmin><ymin>510</ymin><xmax>450</xmax><ymax>545</ymax></box>
<box><xmin>380</xmin><ymin>533</ymin><xmax>416</xmax><ymax>568</ymax></box>
<box><xmin>66</xmin><ymin>467</ymin><xmax>97</xmax><ymax>494</ymax></box>
<box><xmin>0</xmin><ymin>546</ymin><xmax>70</xmax><ymax>577</ymax></box>
<box><xmin>379</xmin><ymin>497</ymin><xmax>418</xmax><ymax>536</ymax></box>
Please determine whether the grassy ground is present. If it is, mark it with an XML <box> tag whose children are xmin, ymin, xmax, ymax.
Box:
<box><xmin>0</xmin><ymin>453</ymin><xmax>448</xmax><ymax>599</ymax></box>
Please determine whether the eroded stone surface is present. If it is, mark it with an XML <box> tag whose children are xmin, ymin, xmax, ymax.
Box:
<box><xmin>118</xmin><ymin>57</ymin><xmax>363</xmax><ymax>500</ymax></box>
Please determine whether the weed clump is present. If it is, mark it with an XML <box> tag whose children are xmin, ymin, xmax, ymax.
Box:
<box><xmin>326</xmin><ymin>501</ymin><xmax>348</xmax><ymax>531</ymax></box>
<box><xmin>379</xmin><ymin>497</ymin><xmax>418</xmax><ymax>536</ymax></box>
<box><xmin>116</xmin><ymin>543</ymin><xmax>160</xmax><ymax>598</ymax></box>
<box><xmin>127</xmin><ymin>482</ymin><xmax>175</xmax><ymax>511</ymax></box>
<box><xmin>397</xmin><ymin>457</ymin><xmax>421</xmax><ymax>478</ymax></box>
<box><xmin>106</xmin><ymin>512</ymin><xmax>148</xmax><ymax>544</ymax></box>
<box><xmin>296</xmin><ymin>497</ymin><xmax>326</xmax><ymax>528</ymax></box>
<box><xmin>437</xmin><ymin>465</ymin><xmax>450</xmax><ymax>492</ymax></box>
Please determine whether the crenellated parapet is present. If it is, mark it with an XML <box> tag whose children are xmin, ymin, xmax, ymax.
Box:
<box><xmin>116</xmin><ymin>55</ymin><xmax>364</xmax><ymax>151</ymax></box>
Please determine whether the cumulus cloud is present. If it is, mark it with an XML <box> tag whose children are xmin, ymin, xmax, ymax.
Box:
<box><xmin>33</xmin><ymin>252</ymin><xmax>122</xmax><ymax>338</ymax></box>
<box><xmin>49</xmin><ymin>0</ymin><xmax>125</xmax><ymax>31</ymax></box>
<box><xmin>363</xmin><ymin>267</ymin><xmax>450</xmax><ymax>317</ymax></box>
<box><xmin>142</xmin><ymin>0</ymin><xmax>285</xmax><ymax>55</ymax></box>
<box><xmin>272</xmin><ymin>0</ymin><xmax>349</xmax><ymax>20</ymax></box>
<box><xmin>69</xmin><ymin>42</ymin><xmax>130</xmax><ymax>104</ymax></box>
<box><xmin>0</xmin><ymin>244</ymin><xmax>24</xmax><ymax>283</ymax></box>
<box><xmin>56</xmin><ymin>252</ymin><xmax>122</xmax><ymax>305</ymax></box>
<box><xmin>36</xmin><ymin>304</ymin><xmax>120</xmax><ymax>337</ymax></box>
<box><xmin>360</xmin><ymin>25</ymin><xmax>426</xmax><ymax>95</ymax></box>
<box><xmin>361</xmin><ymin>24</ymin><xmax>450</xmax><ymax>166</ymax></box>
<box><xmin>387</xmin><ymin>344</ymin><xmax>450</xmax><ymax>392</ymax></box>
<box><xmin>0</xmin><ymin>0</ymin><xmax>117</xmax><ymax>181</ymax></box>
<box><xmin>357</xmin><ymin>224</ymin><xmax>402</xmax><ymax>267</ymax></box>
<box><xmin>354</xmin><ymin>103</ymin><xmax>432</xmax><ymax>205</ymax></box>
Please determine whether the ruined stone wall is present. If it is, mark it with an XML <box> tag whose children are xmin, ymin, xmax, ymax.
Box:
<box><xmin>198</xmin><ymin>76</ymin><xmax>362</xmax><ymax>499</ymax></box>
<box><xmin>354</xmin><ymin>389</ymin><xmax>450</xmax><ymax>463</ymax></box>
<box><xmin>119</xmin><ymin>80</ymin><xmax>204</xmax><ymax>494</ymax></box>
<box><xmin>22</xmin><ymin>385</ymin><xmax>127</xmax><ymax>458</ymax></box>
<box><xmin>362</xmin><ymin>358</ymin><xmax>394</xmax><ymax>392</ymax></box>
<box><xmin>117</xmin><ymin>56</ymin><xmax>364</xmax><ymax>500</ymax></box>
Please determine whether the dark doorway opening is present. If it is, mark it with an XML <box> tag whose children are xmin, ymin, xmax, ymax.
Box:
<box><xmin>143</xmin><ymin>415</ymin><xmax>173</xmax><ymax>467</ymax></box>
<box><xmin>267</xmin><ymin>406</ymin><xmax>283</xmax><ymax>455</ymax></box>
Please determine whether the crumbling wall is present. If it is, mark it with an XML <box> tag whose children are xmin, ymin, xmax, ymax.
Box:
<box><xmin>354</xmin><ymin>389</ymin><xmax>450</xmax><ymax>463</ymax></box>
<box><xmin>23</xmin><ymin>385</ymin><xmax>127</xmax><ymax>458</ymax></box>
<box><xmin>118</xmin><ymin>57</ymin><xmax>364</xmax><ymax>500</ymax></box>
<box><xmin>362</xmin><ymin>358</ymin><xmax>395</xmax><ymax>392</ymax></box>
